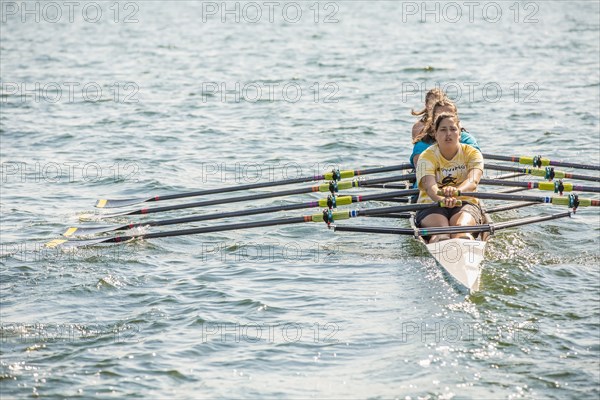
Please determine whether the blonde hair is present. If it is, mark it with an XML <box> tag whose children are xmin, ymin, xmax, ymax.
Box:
<box><xmin>412</xmin><ymin>99</ymin><xmax>459</xmax><ymax>144</ymax></box>
<box><xmin>410</xmin><ymin>88</ymin><xmax>447</xmax><ymax>122</ymax></box>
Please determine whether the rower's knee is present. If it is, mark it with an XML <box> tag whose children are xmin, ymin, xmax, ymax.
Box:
<box><xmin>450</xmin><ymin>211</ymin><xmax>476</xmax><ymax>227</ymax></box>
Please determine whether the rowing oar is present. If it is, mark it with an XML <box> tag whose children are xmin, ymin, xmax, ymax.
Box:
<box><xmin>479</xmin><ymin>179</ymin><xmax>600</xmax><ymax>194</ymax></box>
<box><xmin>365</xmin><ymin>177</ymin><xmax>600</xmax><ymax>198</ymax></box>
<box><xmin>484</xmin><ymin>202</ymin><xmax>538</xmax><ymax>213</ymax></box>
<box><xmin>63</xmin><ymin>189</ymin><xmax>420</xmax><ymax>237</ymax></box>
<box><xmin>95</xmin><ymin>163</ymin><xmax>412</xmax><ymax>208</ymax></box>
<box><xmin>455</xmin><ymin>192</ymin><xmax>600</xmax><ymax>209</ymax></box>
<box><xmin>334</xmin><ymin>211</ymin><xmax>572</xmax><ymax>236</ymax></box>
<box><xmin>486</xmin><ymin>164</ymin><xmax>600</xmax><ymax>183</ymax></box>
<box><xmin>484</xmin><ymin>154</ymin><xmax>600</xmax><ymax>171</ymax></box>
<box><xmin>45</xmin><ymin>201</ymin><xmax>460</xmax><ymax>249</ymax></box>
<box><xmin>84</xmin><ymin>173</ymin><xmax>416</xmax><ymax>219</ymax></box>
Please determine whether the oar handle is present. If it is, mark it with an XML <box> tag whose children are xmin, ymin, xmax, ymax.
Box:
<box><xmin>436</xmin><ymin>200</ymin><xmax>462</xmax><ymax>207</ymax></box>
<box><xmin>436</xmin><ymin>189</ymin><xmax>462</xmax><ymax>197</ymax></box>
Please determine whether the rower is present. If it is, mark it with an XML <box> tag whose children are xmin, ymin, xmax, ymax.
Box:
<box><xmin>415</xmin><ymin>113</ymin><xmax>484</xmax><ymax>243</ymax></box>
<box><xmin>410</xmin><ymin>88</ymin><xmax>447</xmax><ymax>141</ymax></box>
<box><xmin>410</xmin><ymin>97</ymin><xmax>480</xmax><ymax>169</ymax></box>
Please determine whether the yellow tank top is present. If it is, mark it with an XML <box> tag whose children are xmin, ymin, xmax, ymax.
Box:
<box><xmin>415</xmin><ymin>143</ymin><xmax>484</xmax><ymax>204</ymax></box>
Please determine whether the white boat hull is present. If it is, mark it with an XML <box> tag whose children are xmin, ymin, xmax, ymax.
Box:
<box><xmin>411</xmin><ymin>205</ymin><xmax>491</xmax><ymax>292</ymax></box>
<box><xmin>424</xmin><ymin>238</ymin><xmax>486</xmax><ymax>292</ymax></box>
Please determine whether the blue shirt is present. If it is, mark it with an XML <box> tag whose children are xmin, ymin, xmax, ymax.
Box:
<box><xmin>409</xmin><ymin>131</ymin><xmax>480</xmax><ymax>168</ymax></box>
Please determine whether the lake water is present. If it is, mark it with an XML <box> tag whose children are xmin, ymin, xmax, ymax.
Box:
<box><xmin>1</xmin><ymin>1</ymin><xmax>599</xmax><ymax>398</ymax></box>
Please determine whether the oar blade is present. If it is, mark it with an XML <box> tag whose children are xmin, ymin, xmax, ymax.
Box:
<box><xmin>44</xmin><ymin>236</ymin><xmax>117</xmax><ymax>249</ymax></box>
<box><xmin>62</xmin><ymin>224</ymin><xmax>125</xmax><ymax>237</ymax></box>
<box><xmin>95</xmin><ymin>197</ymin><xmax>151</xmax><ymax>209</ymax></box>
<box><xmin>94</xmin><ymin>210</ymin><xmax>137</xmax><ymax>219</ymax></box>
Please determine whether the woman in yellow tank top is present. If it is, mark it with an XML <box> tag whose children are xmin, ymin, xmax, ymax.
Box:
<box><xmin>415</xmin><ymin>113</ymin><xmax>484</xmax><ymax>243</ymax></box>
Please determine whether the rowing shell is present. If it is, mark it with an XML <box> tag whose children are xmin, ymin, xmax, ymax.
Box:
<box><xmin>410</xmin><ymin>205</ymin><xmax>491</xmax><ymax>292</ymax></box>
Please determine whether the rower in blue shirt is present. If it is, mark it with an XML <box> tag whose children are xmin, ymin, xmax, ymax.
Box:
<box><xmin>408</xmin><ymin>97</ymin><xmax>480</xmax><ymax>200</ymax></box>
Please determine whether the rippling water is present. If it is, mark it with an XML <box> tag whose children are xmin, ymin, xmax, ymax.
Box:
<box><xmin>1</xmin><ymin>1</ymin><xmax>599</xmax><ymax>399</ymax></box>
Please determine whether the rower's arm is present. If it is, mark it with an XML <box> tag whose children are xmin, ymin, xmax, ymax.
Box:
<box><xmin>422</xmin><ymin>175</ymin><xmax>444</xmax><ymax>202</ymax></box>
<box><xmin>456</xmin><ymin>168</ymin><xmax>482</xmax><ymax>193</ymax></box>
<box><xmin>410</xmin><ymin>140</ymin><xmax>431</xmax><ymax>168</ymax></box>
<box><xmin>412</xmin><ymin>154</ymin><xmax>420</xmax><ymax>167</ymax></box>
<box><xmin>412</xmin><ymin>122</ymin><xmax>424</xmax><ymax>140</ymax></box>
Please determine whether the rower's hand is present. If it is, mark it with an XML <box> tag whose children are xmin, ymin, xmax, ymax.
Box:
<box><xmin>441</xmin><ymin>196</ymin><xmax>458</xmax><ymax>208</ymax></box>
<box><xmin>439</xmin><ymin>186</ymin><xmax>459</xmax><ymax>208</ymax></box>
<box><xmin>440</xmin><ymin>186</ymin><xmax>458</xmax><ymax>198</ymax></box>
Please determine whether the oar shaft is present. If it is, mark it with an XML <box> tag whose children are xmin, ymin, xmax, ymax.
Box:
<box><xmin>51</xmin><ymin>201</ymin><xmax>450</xmax><ymax>248</ymax></box>
<box><xmin>335</xmin><ymin>211</ymin><xmax>572</xmax><ymax>236</ymax></box>
<box><xmin>355</xmin><ymin>174</ymin><xmax>414</xmax><ymax>187</ymax></box>
<box><xmin>129</xmin><ymin>185</ymin><xmax>320</xmax><ymax>216</ymax></box>
<box><xmin>109</xmin><ymin>216</ymin><xmax>310</xmax><ymax>242</ymax></box>
<box><xmin>365</xmin><ymin>213</ymin><xmax>412</xmax><ymax>219</ymax></box>
<box><xmin>69</xmin><ymin>202</ymin><xmax>317</xmax><ymax>236</ymax></box>
<box><xmin>51</xmin><ymin>202</ymin><xmax>570</xmax><ymax>248</ymax></box>
<box><xmin>101</xmin><ymin>174</ymin><xmax>417</xmax><ymax>218</ymax></box>
<box><xmin>98</xmin><ymin>163</ymin><xmax>412</xmax><ymax>207</ymax></box>
<box><xmin>487</xmin><ymin>164</ymin><xmax>600</xmax><ymax>182</ymax></box>
<box><xmin>65</xmin><ymin>189</ymin><xmax>420</xmax><ymax>237</ymax></box>
<box><xmin>334</xmin><ymin>226</ymin><xmax>415</xmax><ymax>235</ymax></box>
<box><xmin>130</xmin><ymin>190</ymin><xmax>421</xmax><ymax>229</ymax></box>
<box><xmin>359</xmin><ymin>202</ymin><xmax>457</xmax><ymax>216</ymax></box>
<box><xmin>105</xmin><ymin>208</ymin><xmax>365</xmax><ymax>243</ymax></box>
<box><xmin>361</xmin><ymin>183</ymin><xmax>411</xmax><ymax>190</ymax></box>
<box><xmin>484</xmin><ymin>202</ymin><xmax>538</xmax><ymax>213</ymax></box>
<box><xmin>335</xmin><ymin>224</ymin><xmax>493</xmax><ymax>235</ymax></box>
<box><xmin>142</xmin><ymin>204</ymin><xmax>436</xmax><ymax>242</ymax></box>
<box><xmin>150</xmin><ymin>202</ymin><xmax>312</xmax><ymax>228</ymax></box>
<box><xmin>484</xmin><ymin>154</ymin><xmax>600</xmax><ymax>171</ymax></box>
<box><xmin>460</xmin><ymin>192</ymin><xmax>600</xmax><ymax>207</ymax></box>
<box><xmin>480</xmin><ymin>178</ymin><xmax>600</xmax><ymax>193</ymax></box>
<box><xmin>492</xmin><ymin>211</ymin><xmax>572</xmax><ymax>230</ymax></box>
